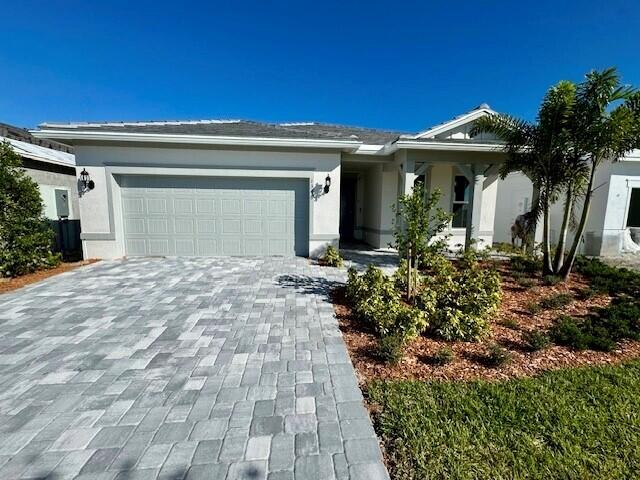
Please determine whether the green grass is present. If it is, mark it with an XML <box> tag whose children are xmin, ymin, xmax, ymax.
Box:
<box><xmin>368</xmin><ymin>361</ymin><xmax>640</xmax><ymax>479</ymax></box>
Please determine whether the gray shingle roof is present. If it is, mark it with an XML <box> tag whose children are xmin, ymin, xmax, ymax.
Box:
<box><xmin>39</xmin><ymin>120</ymin><xmax>405</xmax><ymax>145</ymax></box>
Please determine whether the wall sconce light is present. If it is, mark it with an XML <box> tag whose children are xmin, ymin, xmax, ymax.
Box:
<box><xmin>324</xmin><ymin>174</ymin><xmax>331</xmax><ymax>194</ymax></box>
<box><xmin>79</xmin><ymin>169</ymin><xmax>95</xmax><ymax>193</ymax></box>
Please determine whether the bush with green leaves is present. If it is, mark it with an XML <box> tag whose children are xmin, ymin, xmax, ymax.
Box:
<box><xmin>521</xmin><ymin>330</ymin><xmax>551</xmax><ymax>351</ymax></box>
<box><xmin>539</xmin><ymin>293</ymin><xmax>573</xmax><ymax>310</ymax></box>
<box><xmin>432</xmin><ymin>346</ymin><xmax>455</xmax><ymax>365</ymax></box>
<box><xmin>378</xmin><ymin>333</ymin><xmax>406</xmax><ymax>365</ymax></box>
<box><xmin>346</xmin><ymin>266</ymin><xmax>428</xmax><ymax>340</ymax></box>
<box><xmin>484</xmin><ymin>343</ymin><xmax>513</xmax><ymax>367</ymax></box>
<box><xmin>425</xmin><ymin>253</ymin><xmax>501</xmax><ymax>341</ymax></box>
<box><xmin>575</xmin><ymin>256</ymin><xmax>640</xmax><ymax>297</ymax></box>
<box><xmin>0</xmin><ymin>142</ymin><xmax>60</xmax><ymax>277</ymax></box>
<box><xmin>510</xmin><ymin>255</ymin><xmax>541</xmax><ymax>274</ymax></box>
<box><xmin>320</xmin><ymin>244</ymin><xmax>343</xmax><ymax>267</ymax></box>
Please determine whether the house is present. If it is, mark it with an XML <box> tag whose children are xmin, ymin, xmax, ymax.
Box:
<box><xmin>32</xmin><ymin>106</ymin><xmax>508</xmax><ymax>259</ymax></box>
<box><xmin>1</xmin><ymin>123</ymin><xmax>82</xmax><ymax>256</ymax></box>
<box><xmin>495</xmin><ymin>153</ymin><xmax>640</xmax><ymax>256</ymax></box>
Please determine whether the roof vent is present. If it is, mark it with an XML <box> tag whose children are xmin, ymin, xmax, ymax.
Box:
<box><xmin>477</xmin><ymin>103</ymin><xmax>491</xmax><ymax>110</ymax></box>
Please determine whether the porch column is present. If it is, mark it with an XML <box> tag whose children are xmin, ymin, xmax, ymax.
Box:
<box><xmin>460</xmin><ymin>164</ymin><xmax>486</xmax><ymax>250</ymax></box>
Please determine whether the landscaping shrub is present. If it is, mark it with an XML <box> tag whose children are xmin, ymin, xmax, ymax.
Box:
<box><xmin>432</xmin><ymin>346</ymin><xmax>455</xmax><ymax>365</ymax></box>
<box><xmin>510</xmin><ymin>255</ymin><xmax>541</xmax><ymax>274</ymax></box>
<box><xmin>521</xmin><ymin>330</ymin><xmax>551</xmax><ymax>351</ymax></box>
<box><xmin>543</xmin><ymin>274</ymin><xmax>563</xmax><ymax>286</ymax></box>
<box><xmin>575</xmin><ymin>256</ymin><xmax>640</xmax><ymax>297</ymax></box>
<box><xmin>484</xmin><ymin>343</ymin><xmax>513</xmax><ymax>367</ymax></box>
<box><xmin>499</xmin><ymin>317</ymin><xmax>519</xmax><ymax>329</ymax></box>
<box><xmin>320</xmin><ymin>244</ymin><xmax>343</xmax><ymax>267</ymax></box>
<box><xmin>426</xmin><ymin>253</ymin><xmax>501</xmax><ymax>341</ymax></box>
<box><xmin>0</xmin><ymin>142</ymin><xmax>60</xmax><ymax>277</ymax></box>
<box><xmin>539</xmin><ymin>292</ymin><xmax>573</xmax><ymax>309</ymax></box>
<box><xmin>378</xmin><ymin>333</ymin><xmax>406</xmax><ymax>365</ymax></box>
<box><xmin>516</xmin><ymin>276</ymin><xmax>536</xmax><ymax>288</ymax></box>
<box><xmin>549</xmin><ymin>315</ymin><xmax>591</xmax><ymax>350</ymax></box>
<box><xmin>526</xmin><ymin>302</ymin><xmax>542</xmax><ymax>315</ymax></box>
<box><xmin>346</xmin><ymin>266</ymin><xmax>428</xmax><ymax>340</ymax></box>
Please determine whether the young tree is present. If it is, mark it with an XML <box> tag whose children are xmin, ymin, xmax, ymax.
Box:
<box><xmin>392</xmin><ymin>183</ymin><xmax>452</xmax><ymax>300</ymax></box>
<box><xmin>0</xmin><ymin>141</ymin><xmax>60</xmax><ymax>277</ymax></box>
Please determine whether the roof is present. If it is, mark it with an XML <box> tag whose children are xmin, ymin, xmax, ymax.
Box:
<box><xmin>0</xmin><ymin>123</ymin><xmax>75</xmax><ymax>167</ymax></box>
<box><xmin>38</xmin><ymin>119</ymin><xmax>405</xmax><ymax>145</ymax></box>
<box><xmin>408</xmin><ymin>104</ymin><xmax>496</xmax><ymax>139</ymax></box>
<box><xmin>1</xmin><ymin>136</ymin><xmax>76</xmax><ymax>167</ymax></box>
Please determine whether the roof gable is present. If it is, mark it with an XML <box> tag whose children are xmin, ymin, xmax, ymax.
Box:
<box><xmin>410</xmin><ymin>104</ymin><xmax>497</xmax><ymax>140</ymax></box>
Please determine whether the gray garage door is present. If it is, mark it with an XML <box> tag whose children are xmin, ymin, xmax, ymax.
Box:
<box><xmin>119</xmin><ymin>176</ymin><xmax>309</xmax><ymax>257</ymax></box>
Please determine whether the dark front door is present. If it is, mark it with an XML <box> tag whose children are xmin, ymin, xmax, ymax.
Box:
<box><xmin>340</xmin><ymin>177</ymin><xmax>357</xmax><ymax>241</ymax></box>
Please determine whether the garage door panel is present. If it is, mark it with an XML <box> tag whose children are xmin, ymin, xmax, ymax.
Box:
<box><xmin>120</xmin><ymin>175</ymin><xmax>308</xmax><ymax>257</ymax></box>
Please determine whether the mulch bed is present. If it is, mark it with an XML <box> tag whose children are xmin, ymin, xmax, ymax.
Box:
<box><xmin>0</xmin><ymin>259</ymin><xmax>100</xmax><ymax>294</ymax></box>
<box><xmin>334</xmin><ymin>262</ymin><xmax>640</xmax><ymax>382</ymax></box>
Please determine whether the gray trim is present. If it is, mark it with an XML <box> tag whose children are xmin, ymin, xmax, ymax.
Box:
<box><xmin>309</xmin><ymin>234</ymin><xmax>340</xmax><ymax>241</ymax></box>
<box><xmin>81</xmin><ymin>232</ymin><xmax>116</xmax><ymax>241</ymax></box>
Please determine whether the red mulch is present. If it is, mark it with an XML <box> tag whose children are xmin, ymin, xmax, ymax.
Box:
<box><xmin>0</xmin><ymin>259</ymin><xmax>100</xmax><ymax>294</ymax></box>
<box><xmin>335</xmin><ymin>263</ymin><xmax>640</xmax><ymax>382</ymax></box>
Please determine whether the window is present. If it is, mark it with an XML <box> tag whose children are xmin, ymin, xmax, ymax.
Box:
<box><xmin>452</xmin><ymin>175</ymin><xmax>470</xmax><ymax>228</ymax></box>
<box><xmin>627</xmin><ymin>188</ymin><xmax>640</xmax><ymax>227</ymax></box>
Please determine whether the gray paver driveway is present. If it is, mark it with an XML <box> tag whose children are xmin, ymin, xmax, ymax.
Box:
<box><xmin>0</xmin><ymin>258</ymin><xmax>389</xmax><ymax>480</ymax></box>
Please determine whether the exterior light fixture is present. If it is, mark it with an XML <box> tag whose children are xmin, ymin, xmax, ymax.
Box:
<box><xmin>324</xmin><ymin>174</ymin><xmax>331</xmax><ymax>194</ymax></box>
<box><xmin>79</xmin><ymin>169</ymin><xmax>95</xmax><ymax>192</ymax></box>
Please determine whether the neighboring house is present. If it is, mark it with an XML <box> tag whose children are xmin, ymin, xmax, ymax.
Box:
<box><xmin>1</xmin><ymin>123</ymin><xmax>82</xmax><ymax>257</ymax></box>
<box><xmin>494</xmin><ymin>152</ymin><xmax>640</xmax><ymax>256</ymax></box>
<box><xmin>33</xmin><ymin>106</ymin><xmax>509</xmax><ymax>259</ymax></box>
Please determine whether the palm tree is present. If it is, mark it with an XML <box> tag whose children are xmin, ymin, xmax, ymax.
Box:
<box><xmin>473</xmin><ymin>81</ymin><xmax>576</xmax><ymax>275</ymax></box>
<box><xmin>559</xmin><ymin>68</ymin><xmax>640</xmax><ymax>277</ymax></box>
<box><xmin>475</xmin><ymin>69</ymin><xmax>640</xmax><ymax>279</ymax></box>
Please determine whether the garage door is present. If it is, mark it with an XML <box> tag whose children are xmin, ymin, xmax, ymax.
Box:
<box><xmin>119</xmin><ymin>176</ymin><xmax>309</xmax><ymax>256</ymax></box>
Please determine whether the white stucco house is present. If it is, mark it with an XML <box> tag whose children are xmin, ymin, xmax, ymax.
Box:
<box><xmin>494</xmin><ymin>152</ymin><xmax>640</xmax><ymax>256</ymax></box>
<box><xmin>32</xmin><ymin>106</ymin><xmax>510</xmax><ymax>259</ymax></box>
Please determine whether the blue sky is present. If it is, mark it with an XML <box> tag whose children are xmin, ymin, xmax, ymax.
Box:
<box><xmin>1</xmin><ymin>0</ymin><xmax>638</xmax><ymax>132</ymax></box>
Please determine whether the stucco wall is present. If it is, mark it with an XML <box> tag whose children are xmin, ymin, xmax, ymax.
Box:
<box><xmin>24</xmin><ymin>167</ymin><xmax>80</xmax><ymax>220</ymax></box>
<box><xmin>74</xmin><ymin>144</ymin><xmax>341</xmax><ymax>259</ymax></box>
<box><xmin>493</xmin><ymin>172</ymin><xmax>534</xmax><ymax>244</ymax></box>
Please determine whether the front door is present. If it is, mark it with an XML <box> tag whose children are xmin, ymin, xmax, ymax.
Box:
<box><xmin>340</xmin><ymin>176</ymin><xmax>357</xmax><ymax>241</ymax></box>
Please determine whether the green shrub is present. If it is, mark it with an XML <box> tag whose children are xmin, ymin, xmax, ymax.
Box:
<box><xmin>484</xmin><ymin>343</ymin><xmax>513</xmax><ymax>367</ymax></box>
<box><xmin>432</xmin><ymin>346</ymin><xmax>455</xmax><ymax>365</ymax></box>
<box><xmin>426</xmin><ymin>254</ymin><xmax>501</xmax><ymax>341</ymax></box>
<box><xmin>378</xmin><ymin>333</ymin><xmax>406</xmax><ymax>365</ymax></box>
<box><xmin>516</xmin><ymin>277</ymin><xmax>536</xmax><ymax>288</ymax></box>
<box><xmin>521</xmin><ymin>330</ymin><xmax>551</xmax><ymax>351</ymax></box>
<box><xmin>346</xmin><ymin>265</ymin><xmax>428</xmax><ymax>340</ymax></box>
<box><xmin>549</xmin><ymin>314</ymin><xmax>617</xmax><ymax>351</ymax></box>
<box><xmin>543</xmin><ymin>275</ymin><xmax>563</xmax><ymax>286</ymax></box>
<box><xmin>539</xmin><ymin>293</ymin><xmax>573</xmax><ymax>310</ymax></box>
<box><xmin>499</xmin><ymin>317</ymin><xmax>519</xmax><ymax>329</ymax></box>
<box><xmin>526</xmin><ymin>302</ymin><xmax>542</xmax><ymax>315</ymax></box>
<box><xmin>510</xmin><ymin>255</ymin><xmax>541</xmax><ymax>274</ymax></box>
<box><xmin>320</xmin><ymin>245</ymin><xmax>343</xmax><ymax>267</ymax></box>
<box><xmin>575</xmin><ymin>256</ymin><xmax>640</xmax><ymax>297</ymax></box>
<box><xmin>550</xmin><ymin>315</ymin><xmax>588</xmax><ymax>349</ymax></box>
<box><xmin>0</xmin><ymin>142</ymin><xmax>60</xmax><ymax>277</ymax></box>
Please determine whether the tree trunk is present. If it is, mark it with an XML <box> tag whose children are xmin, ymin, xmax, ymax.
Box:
<box><xmin>542</xmin><ymin>194</ymin><xmax>553</xmax><ymax>276</ymax></box>
<box><xmin>552</xmin><ymin>186</ymin><xmax>573</xmax><ymax>274</ymax></box>
<box><xmin>406</xmin><ymin>243</ymin><xmax>412</xmax><ymax>301</ymax></box>
<box><xmin>560</xmin><ymin>162</ymin><xmax>597</xmax><ymax>279</ymax></box>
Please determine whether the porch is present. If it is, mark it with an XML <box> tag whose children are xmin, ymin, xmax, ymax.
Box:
<box><xmin>339</xmin><ymin>147</ymin><xmax>505</xmax><ymax>252</ymax></box>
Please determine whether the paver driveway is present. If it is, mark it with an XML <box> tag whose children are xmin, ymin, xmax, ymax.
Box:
<box><xmin>0</xmin><ymin>258</ymin><xmax>389</xmax><ymax>480</ymax></box>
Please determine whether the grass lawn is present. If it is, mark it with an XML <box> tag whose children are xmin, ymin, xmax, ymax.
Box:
<box><xmin>368</xmin><ymin>360</ymin><xmax>640</xmax><ymax>479</ymax></box>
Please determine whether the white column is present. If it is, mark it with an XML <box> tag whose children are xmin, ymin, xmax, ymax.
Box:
<box><xmin>463</xmin><ymin>165</ymin><xmax>486</xmax><ymax>250</ymax></box>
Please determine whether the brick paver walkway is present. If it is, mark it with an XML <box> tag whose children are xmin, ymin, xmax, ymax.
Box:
<box><xmin>0</xmin><ymin>258</ymin><xmax>389</xmax><ymax>480</ymax></box>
